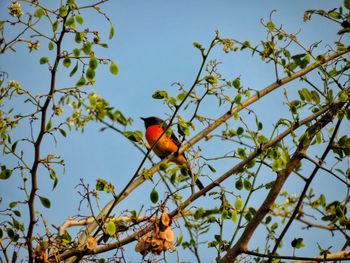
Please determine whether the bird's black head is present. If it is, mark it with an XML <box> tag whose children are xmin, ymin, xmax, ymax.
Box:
<box><xmin>140</xmin><ymin>116</ymin><xmax>164</xmax><ymax>128</ymax></box>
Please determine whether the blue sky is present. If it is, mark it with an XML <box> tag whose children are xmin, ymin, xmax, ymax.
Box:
<box><xmin>0</xmin><ymin>0</ymin><xmax>347</xmax><ymax>261</ymax></box>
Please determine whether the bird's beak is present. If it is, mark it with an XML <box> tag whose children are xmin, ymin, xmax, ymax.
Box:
<box><xmin>140</xmin><ymin>117</ymin><xmax>146</xmax><ymax>121</ymax></box>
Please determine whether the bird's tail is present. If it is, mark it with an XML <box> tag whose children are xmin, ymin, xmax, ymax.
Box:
<box><xmin>186</xmin><ymin>164</ymin><xmax>204</xmax><ymax>191</ymax></box>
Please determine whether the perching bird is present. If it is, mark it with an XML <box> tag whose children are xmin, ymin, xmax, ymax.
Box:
<box><xmin>141</xmin><ymin>116</ymin><xmax>204</xmax><ymax>191</ymax></box>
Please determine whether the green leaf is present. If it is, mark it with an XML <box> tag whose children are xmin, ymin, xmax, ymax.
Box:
<box><xmin>257</xmin><ymin>135</ymin><xmax>268</xmax><ymax>144</ymax></box>
<box><xmin>13</xmin><ymin>210</ymin><xmax>21</xmax><ymax>217</ymax></box>
<box><xmin>345</xmin><ymin>0</ymin><xmax>350</xmax><ymax>10</ymax></box>
<box><xmin>75</xmin><ymin>32</ymin><xmax>84</xmax><ymax>44</ymax></box>
<box><xmin>89</xmin><ymin>58</ymin><xmax>98</xmax><ymax>70</ymax></box>
<box><xmin>11</xmin><ymin>141</ymin><xmax>18</xmax><ymax>152</ymax></box>
<box><xmin>109</xmin><ymin>24</ymin><xmax>115</xmax><ymax>39</ymax></box>
<box><xmin>64</xmin><ymin>16</ymin><xmax>75</xmax><ymax>29</ymax></box>
<box><xmin>75</xmin><ymin>15</ymin><xmax>83</xmax><ymax>25</ymax></box>
<box><xmin>34</xmin><ymin>8</ymin><xmax>45</xmax><ymax>18</ymax></box>
<box><xmin>234</xmin><ymin>197</ymin><xmax>243</xmax><ymax>211</ymax></box>
<box><xmin>46</xmin><ymin>119</ymin><xmax>52</xmax><ymax>131</ymax></box>
<box><xmin>338</xmin><ymin>90</ymin><xmax>349</xmax><ymax>102</ymax></box>
<box><xmin>310</xmin><ymin>90</ymin><xmax>320</xmax><ymax>104</ymax></box>
<box><xmin>9</xmin><ymin>202</ymin><xmax>17</xmax><ymax>208</ymax></box>
<box><xmin>0</xmin><ymin>166</ymin><xmax>12</xmax><ymax>180</ymax></box>
<box><xmin>52</xmin><ymin>20</ymin><xmax>59</xmax><ymax>32</ymax></box>
<box><xmin>39</xmin><ymin>196</ymin><xmax>51</xmax><ymax>208</ymax></box>
<box><xmin>48</xmin><ymin>42</ymin><xmax>54</xmax><ymax>51</ymax></box>
<box><xmin>204</xmin><ymin>75</ymin><xmax>218</xmax><ymax>84</ymax></box>
<box><xmin>299</xmin><ymin>132</ymin><xmax>310</xmax><ymax>147</ymax></box>
<box><xmin>243</xmin><ymin>179</ymin><xmax>252</xmax><ymax>190</ymax></box>
<box><xmin>291</xmin><ymin>238</ymin><xmax>304</xmax><ymax>249</ymax></box>
<box><xmin>123</xmin><ymin>130</ymin><xmax>143</xmax><ymax>142</ymax></box>
<box><xmin>59</xmin><ymin>5</ymin><xmax>68</xmax><ymax>17</ymax></box>
<box><xmin>112</xmin><ymin>110</ymin><xmax>128</xmax><ymax>125</ymax></box>
<box><xmin>176</xmin><ymin>232</ymin><xmax>183</xmax><ymax>246</ymax></box>
<box><xmin>63</xmin><ymin>57</ymin><xmax>71</xmax><ymax>68</ymax></box>
<box><xmin>109</xmin><ymin>62</ymin><xmax>119</xmax><ymax>75</ymax></box>
<box><xmin>271</xmin><ymin>222</ymin><xmax>278</xmax><ymax>230</ymax></box>
<box><xmin>235</xmin><ymin>178</ymin><xmax>243</xmax><ymax>190</ymax></box>
<box><xmin>150</xmin><ymin>188</ymin><xmax>159</xmax><ymax>204</ymax></box>
<box><xmin>152</xmin><ymin>90</ymin><xmax>168</xmax><ymax>99</ymax></box>
<box><xmin>72</xmin><ymin>48</ymin><xmax>80</xmax><ymax>57</ymax></box>
<box><xmin>106</xmin><ymin>221</ymin><xmax>116</xmax><ymax>236</ymax></box>
<box><xmin>207</xmin><ymin>164</ymin><xmax>216</xmax><ymax>173</ymax></box>
<box><xmin>76</xmin><ymin>76</ymin><xmax>86</xmax><ymax>87</ymax></box>
<box><xmin>231</xmin><ymin>210</ymin><xmax>237</xmax><ymax>223</ymax></box>
<box><xmin>267</xmin><ymin>21</ymin><xmax>275</xmax><ymax>31</ymax></box>
<box><xmin>69</xmin><ymin>62</ymin><xmax>78</xmax><ymax>77</ymax></box>
<box><xmin>234</xmin><ymin>94</ymin><xmax>242</xmax><ymax>104</ymax></box>
<box><xmin>86</xmin><ymin>67</ymin><xmax>95</xmax><ymax>81</ymax></box>
<box><xmin>221</xmin><ymin>209</ymin><xmax>229</xmax><ymax>220</ymax></box>
<box><xmin>40</xmin><ymin>57</ymin><xmax>49</xmax><ymax>64</ymax></box>
<box><xmin>82</xmin><ymin>41</ymin><xmax>92</xmax><ymax>54</ymax></box>
<box><xmin>99</xmin><ymin>43</ymin><xmax>109</xmax><ymax>48</ymax></box>
<box><xmin>236</xmin><ymin>127</ymin><xmax>244</xmax><ymax>135</ymax></box>
<box><xmin>176</xmin><ymin>92</ymin><xmax>187</xmax><ymax>101</ymax></box>
<box><xmin>7</xmin><ymin>228</ymin><xmax>14</xmax><ymax>240</ymax></box>
<box><xmin>59</xmin><ymin>128</ymin><xmax>67</xmax><ymax>137</ymax></box>
<box><xmin>237</xmin><ymin>148</ymin><xmax>246</xmax><ymax>158</ymax></box>
<box><xmin>232</xmin><ymin>78</ymin><xmax>240</xmax><ymax>89</ymax></box>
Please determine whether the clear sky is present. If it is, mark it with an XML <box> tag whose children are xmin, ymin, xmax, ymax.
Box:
<box><xmin>0</xmin><ymin>0</ymin><xmax>347</xmax><ymax>261</ymax></box>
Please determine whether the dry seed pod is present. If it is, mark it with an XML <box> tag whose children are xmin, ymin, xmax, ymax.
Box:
<box><xmin>163</xmin><ymin>240</ymin><xmax>175</xmax><ymax>251</ymax></box>
<box><xmin>164</xmin><ymin>227</ymin><xmax>174</xmax><ymax>242</ymax></box>
<box><xmin>135</xmin><ymin>239</ymin><xmax>149</xmax><ymax>253</ymax></box>
<box><xmin>151</xmin><ymin>238</ymin><xmax>162</xmax><ymax>248</ymax></box>
<box><xmin>86</xmin><ymin>236</ymin><xmax>97</xmax><ymax>250</ymax></box>
<box><xmin>160</xmin><ymin>211</ymin><xmax>170</xmax><ymax>227</ymax></box>
<box><xmin>158</xmin><ymin>230</ymin><xmax>166</xmax><ymax>240</ymax></box>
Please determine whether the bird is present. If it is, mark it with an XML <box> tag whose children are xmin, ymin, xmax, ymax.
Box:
<box><xmin>141</xmin><ymin>116</ymin><xmax>204</xmax><ymax>191</ymax></box>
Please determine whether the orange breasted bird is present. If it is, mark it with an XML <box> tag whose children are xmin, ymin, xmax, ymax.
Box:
<box><xmin>141</xmin><ymin>116</ymin><xmax>204</xmax><ymax>191</ymax></box>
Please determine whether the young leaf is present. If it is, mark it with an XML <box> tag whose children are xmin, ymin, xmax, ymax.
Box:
<box><xmin>40</xmin><ymin>57</ymin><xmax>49</xmax><ymax>64</ymax></box>
<box><xmin>89</xmin><ymin>57</ymin><xmax>98</xmax><ymax>70</ymax></box>
<box><xmin>48</xmin><ymin>42</ymin><xmax>54</xmax><ymax>51</ymax></box>
<box><xmin>0</xmin><ymin>166</ymin><xmax>12</xmax><ymax>180</ymax></box>
<box><xmin>46</xmin><ymin>119</ymin><xmax>52</xmax><ymax>131</ymax></box>
<box><xmin>76</xmin><ymin>76</ymin><xmax>86</xmax><ymax>87</ymax></box>
<box><xmin>39</xmin><ymin>196</ymin><xmax>51</xmax><ymax>208</ymax></box>
<box><xmin>109</xmin><ymin>24</ymin><xmax>115</xmax><ymax>39</ymax></box>
<box><xmin>109</xmin><ymin>62</ymin><xmax>119</xmax><ymax>75</ymax></box>
<box><xmin>59</xmin><ymin>128</ymin><xmax>67</xmax><ymax>137</ymax></box>
<box><xmin>235</xmin><ymin>197</ymin><xmax>243</xmax><ymax>211</ymax></box>
<box><xmin>106</xmin><ymin>221</ymin><xmax>116</xmax><ymax>236</ymax></box>
<box><xmin>86</xmin><ymin>67</ymin><xmax>95</xmax><ymax>81</ymax></box>
<box><xmin>69</xmin><ymin>62</ymin><xmax>78</xmax><ymax>77</ymax></box>
<box><xmin>72</xmin><ymin>48</ymin><xmax>80</xmax><ymax>57</ymax></box>
<box><xmin>34</xmin><ymin>8</ymin><xmax>45</xmax><ymax>18</ymax></box>
<box><xmin>150</xmin><ymin>188</ymin><xmax>159</xmax><ymax>204</ymax></box>
<box><xmin>75</xmin><ymin>15</ymin><xmax>83</xmax><ymax>25</ymax></box>
<box><xmin>231</xmin><ymin>210</ymin><xmax>237</xmax><ymax>224</ymax></box>
<box><xmin>63</xmin><ymin>57</ymin><xmax>71</xmax><ymax>68</ymax></box>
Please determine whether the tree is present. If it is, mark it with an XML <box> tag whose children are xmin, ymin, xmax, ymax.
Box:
<box><xmin>0</xmin><ymin>0</ymin><xmax>349</xmax><ymax>262</ymax></box>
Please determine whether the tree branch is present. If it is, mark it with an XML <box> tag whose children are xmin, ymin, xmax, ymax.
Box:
<box><xmin>269</xmin><ymin>117</ymin><xmax>343</xmax><ymax>258</ymax></box>
<box><xmin>54</xmin><ymin>93</ymin><xmax>347</xmax><ymax>261</ymax></box>
<box><xmin>26</xmin><ymin>10</ymin><xmax>69</xmax><ymax>262</ymax></box>
<box><xmin>219</xmin><ymin>101</ymin><xmax>345</xmax><ymax>262</ymax></box>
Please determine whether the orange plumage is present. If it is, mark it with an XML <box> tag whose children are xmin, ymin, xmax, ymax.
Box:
<box><xmin>141</xmin><ymin>116</ymin><xmax>204</xmax><ymax>190</ymax></box>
